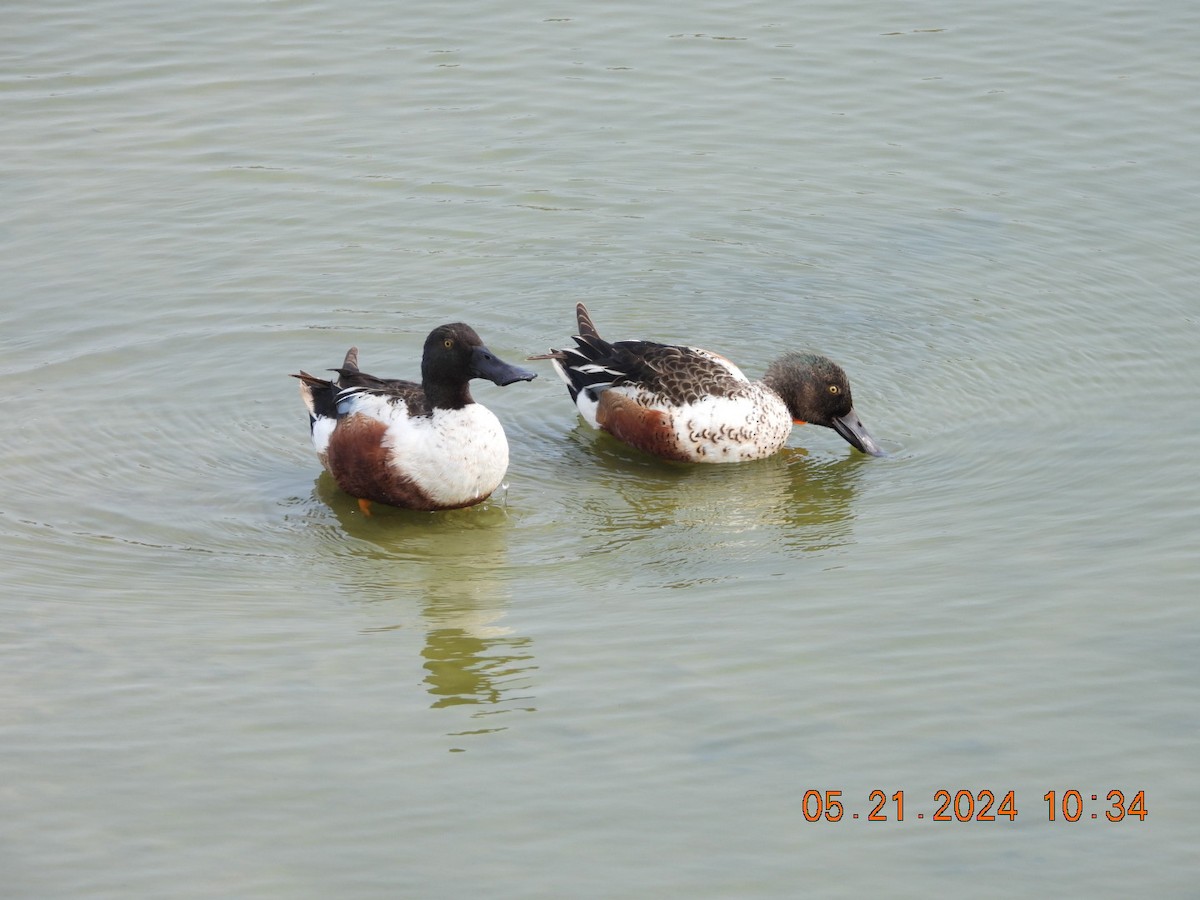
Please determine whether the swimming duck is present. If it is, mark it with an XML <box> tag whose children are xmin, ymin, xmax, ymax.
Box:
<box><xmin>293</xmin><ymin>324</ymin><xmax>536</xmax><ymax>513</ymax></box>
<box><xmin>530</xmin><ymin>304</ymin><xmax>884</xmax><ymax>462</ymax></box>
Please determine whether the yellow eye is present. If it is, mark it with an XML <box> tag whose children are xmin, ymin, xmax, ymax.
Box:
<box><xmin>443</xmin><ymin>339</ymin><xmax>454</xmax><ymax>348</ymax></box>
<box><xmin>829</xmin><ymin>384</ymin><xmax>840</xmax><ymax>395</ymax></box>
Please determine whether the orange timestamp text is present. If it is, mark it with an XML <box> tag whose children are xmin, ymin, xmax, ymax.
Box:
<box><xmin>802</xmin><ymin>789</ymin><xmax>1147</xmax><ymax>823</ymax></box>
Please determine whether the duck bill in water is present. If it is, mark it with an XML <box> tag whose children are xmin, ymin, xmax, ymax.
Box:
<box><xmin>470</xmin><ymin>345</ymin><xmax>538</xmax><ymax>386</ymax></box>
<box><xmin>831</xmin><ymin>407</ymin><xmax>886</xmax><ymax>457</ymax></box>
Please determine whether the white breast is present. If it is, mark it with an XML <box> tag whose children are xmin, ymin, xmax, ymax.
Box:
<box><xmin>668</xmin><ymin>385</ymin><xmax>792</xmax><ymax>462</ymax></box>
<box><xmin>383</xmin><ymin>404</ymin><xmax>510</xmax><ymax>506</ymax></box>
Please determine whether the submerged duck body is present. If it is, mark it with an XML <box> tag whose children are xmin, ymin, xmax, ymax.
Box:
<box><xmin>532</xmin><ymin>304</ymin><xmax>883</xmax><ymax>462</ymax></box>
<box><xmin>293</xmin><ymin>324</ymin><xmax>536</xmax><ymax>512</ymax></box>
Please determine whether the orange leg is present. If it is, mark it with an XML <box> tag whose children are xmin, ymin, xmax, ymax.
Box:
<box><xmin>357</xmin><ymin>497</ymin><xmax>373</xmax><ymax>516</ymax></box>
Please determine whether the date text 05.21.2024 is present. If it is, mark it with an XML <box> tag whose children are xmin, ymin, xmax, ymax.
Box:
<box><xmin>803</xmin><ymin>790</ymin><xmax>1148</xmax><ymax>823</ymax></box>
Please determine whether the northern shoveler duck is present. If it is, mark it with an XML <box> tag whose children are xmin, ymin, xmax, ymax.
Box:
<box><xmin>293</xmin><ymin>324</ymin><xmax>536</xmax><ymax>513</ymax></box>
<box><xmin>530</xmin><ymin>303</ymin><xmax>884</xmax><ymax>462</ymax></box>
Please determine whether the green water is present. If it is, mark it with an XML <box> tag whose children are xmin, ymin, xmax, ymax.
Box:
<box><xmin>3</xmin><ymin>0</ymin><xmax>1198</xmax><ymax>896</ymax></box>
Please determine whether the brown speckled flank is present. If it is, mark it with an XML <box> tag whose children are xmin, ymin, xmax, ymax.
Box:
<box><xmin>594</xmin><ymin>390</ymin><xmax>695</xmax><ymax>462</ymax></box>
<box><xmin>532</xmin><ymin>303</ymin><xmax>885</xmax><ymax>462</ymax></box>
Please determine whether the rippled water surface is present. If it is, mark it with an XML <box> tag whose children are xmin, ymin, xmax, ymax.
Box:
<box><xmin>4</xmin><ymin>0</ymin><xmax>1198</xmax><ymax>896</ymax></box>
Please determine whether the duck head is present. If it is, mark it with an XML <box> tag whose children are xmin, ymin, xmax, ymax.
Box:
<box><xmin>423</xmin><ymin>323</ymin><xmax>538</xmax><ymax>388</ymax></box>
<box><xmin>763</xmin><ymin>352</ymin><xmax>885</xmax><ymax>457</ymax></box>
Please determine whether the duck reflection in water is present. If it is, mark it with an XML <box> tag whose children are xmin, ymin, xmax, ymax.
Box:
<box><xmin>553</xmin><ymin>428</ymin><xmax>869</xmax><ymax>566</ymax></box>
<box><xmin>314</xmin><ymin>475</ymin><xmax>537</xmax><ymax>737</ymax></box>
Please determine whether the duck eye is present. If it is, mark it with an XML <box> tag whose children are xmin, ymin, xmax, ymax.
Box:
<box><xmin>828</xmin><ymin>384</ymin><xmax>840</xmax><ymax>395</ymax></box>
<box><xmin>443</xmin><ymin>339</ymin><xmax>454</xmax><ymax>348</ymax></box>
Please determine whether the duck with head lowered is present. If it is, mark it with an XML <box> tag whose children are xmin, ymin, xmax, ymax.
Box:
<box><xmin>293</xmin><ymin>323</ymin><xmax>536</xmax><ymax>513</ymax></box>
<box><xmin>530</xmin><ymin>303</ymin><xmax>884</xmax><ymax>463</ymax></box>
